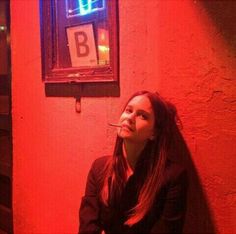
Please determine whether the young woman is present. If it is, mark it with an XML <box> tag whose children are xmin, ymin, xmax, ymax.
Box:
<box><xmin>79</xmin><ymin>91</ymin><xmax>188</xmax><ymax>234</ymax></box>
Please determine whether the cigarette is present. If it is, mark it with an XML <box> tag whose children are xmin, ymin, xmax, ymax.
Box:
<box><xmin>108</xmin><ymin>123</ymin><xmax>122</xmax><ymax>128</ymax></box>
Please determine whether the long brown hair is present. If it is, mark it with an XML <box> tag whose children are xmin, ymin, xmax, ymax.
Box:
<box><xmin>100</xmin><ymin>91</ymin><xmax>181</xmax><ymax>226</ymax></box>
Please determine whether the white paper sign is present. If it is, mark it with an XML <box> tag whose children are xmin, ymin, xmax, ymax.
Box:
<box><xmin>67</xmin><ymin>24</ymin><xmax>97</xmax><ymax>67</ymax></box>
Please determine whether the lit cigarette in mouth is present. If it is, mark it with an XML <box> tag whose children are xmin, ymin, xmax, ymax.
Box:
<box><xmin>108</xmin><ymin>123</ymin><xmax>122</xmax><ymax>128</ymax></box>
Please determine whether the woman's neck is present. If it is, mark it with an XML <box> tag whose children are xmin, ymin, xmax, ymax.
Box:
<box><xmin>122</xmin><ymin>140</ymin><xmax>146</xmax><ymax>171</ymax></box>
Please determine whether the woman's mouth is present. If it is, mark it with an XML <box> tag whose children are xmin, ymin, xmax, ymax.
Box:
<box><xmin>122</xmin><ymin>124</ymin><xmax>134</xmax><ymax>132</ymax></box>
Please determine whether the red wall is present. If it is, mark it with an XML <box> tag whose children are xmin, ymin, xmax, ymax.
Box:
<box><xmin>11</xmin><ymin>0</ymin><xmax>236</xmax><ymax>233</ymax></box>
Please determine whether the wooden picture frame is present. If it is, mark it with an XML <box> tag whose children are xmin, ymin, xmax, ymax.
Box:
<box><xmin>40</xmin><ymin>0</ymin><xmax>119</xmax><ymax>97</ymax></box>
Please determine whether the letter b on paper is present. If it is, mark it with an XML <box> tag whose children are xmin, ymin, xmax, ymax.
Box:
<box><xmin>67</xmin><ymin>24</ymin><xmax>97</xmax><ymax>67</ymax></box>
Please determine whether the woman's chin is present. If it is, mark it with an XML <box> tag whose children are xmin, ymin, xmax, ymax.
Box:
<box><xmin>118</xmin><ymin>132</ymin><xmax>133</xmax><ymax>139</ymax></box>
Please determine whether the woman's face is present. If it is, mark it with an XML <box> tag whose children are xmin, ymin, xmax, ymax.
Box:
<box><xmin>118</xmin><ymin>95</ymin><xmax>155</xmax><ymax>143</ymax></box>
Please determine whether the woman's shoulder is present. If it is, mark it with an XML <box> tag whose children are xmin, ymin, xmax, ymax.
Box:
<box><xmin>85</xmin><ymin>156</ymin><xmax>112</xmax><ymax>189</ymax></box>
<box><xmin>164</xmin><ymin>159</ymin><xmax>188</xmax><ymax>185</ymax></box>
<box><xmin>92</xmin><ymin>155</ymin><xmax>112</xmax><ymax>165</ymax></box>
<box><xmin>90</xmin><ymin>155</ymin><xmax>112</xmax><ymax>173</ymax></box>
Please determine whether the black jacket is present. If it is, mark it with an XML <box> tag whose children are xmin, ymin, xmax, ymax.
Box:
<box><xmin>79</xmin><ymin>156</ymin><xmax>188</xmax><ymax>234</ymax></box>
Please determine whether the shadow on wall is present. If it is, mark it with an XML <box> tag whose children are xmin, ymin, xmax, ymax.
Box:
<box><xmin>201</xmin><ymin>1</ymin><xmax>236</xmax><ymax>56</ymax></box>
<box><xmin>184</xmin><ymin>152</ymin><xmax>217</xmax><ymax>233</ymax></box>
<box><xmin>172</xmin><ymin>130</ymin><xmax>217</xmax><ymax>234</ymax></box>
<box><xmin>183</xmin><ymin>3</ymin><xmax>236</xmax><ymax>232</ymax></box>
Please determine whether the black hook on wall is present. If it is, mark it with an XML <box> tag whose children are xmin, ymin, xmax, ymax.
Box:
<box><xmin>75</xmin><ymin>96</ymin><xmax>81</xmax><ymax>113</ymax></box>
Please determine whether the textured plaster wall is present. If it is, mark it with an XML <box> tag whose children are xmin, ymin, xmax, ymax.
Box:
<box><xmin>11</xmin><ymin>0</ymin><xmax>236</xmax><ymax>233</ymax></box>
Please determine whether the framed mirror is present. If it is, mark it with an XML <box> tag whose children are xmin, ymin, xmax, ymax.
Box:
<box><xmin>40</xmin><ymin>0</ymin><xmax>119</xmax><ymax>96</ymax></box>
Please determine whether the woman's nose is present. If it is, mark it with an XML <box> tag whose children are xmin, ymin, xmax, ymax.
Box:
<box><xmin>127</xmin><ymin>112</ymin><xmax>135</xmax><ymax>123</ymax></box>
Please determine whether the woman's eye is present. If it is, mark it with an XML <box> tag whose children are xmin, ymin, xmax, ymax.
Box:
<box><xmin>138</xmin><ymin>113</ymin><xmax>147</xmax><ymax>120</ymax></box>
<box><xmin>125</xmin><ymin>108</ymin><xmax>132</xmax><ymax>113</ymax></box>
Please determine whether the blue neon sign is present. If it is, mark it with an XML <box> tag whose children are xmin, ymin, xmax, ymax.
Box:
<box><xmin>66</xmin><ymin>0</ymin><xmax>105</xmax><ymax>18</ymax></box>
